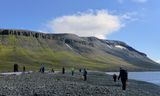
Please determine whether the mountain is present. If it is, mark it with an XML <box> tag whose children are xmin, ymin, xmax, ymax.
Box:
<box><xmin>0</xmin><ymin>29</ymin><xmax>160</xmax><ymax>72</ymax></box>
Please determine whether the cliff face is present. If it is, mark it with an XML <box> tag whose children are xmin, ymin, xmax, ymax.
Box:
<box><xmin>0</xmin><ymin>29</ymin><xmax>159</xmax><ymax>71</ymax></box>
<box><xmin>0</xmin><ymin>29</ymin><xmax>48</xmax><ymax>39</ymax></box>
<box><xmin>0</xmin><ymin>29</ymin><xmax>95</xmax><ymax>47</ymax></box>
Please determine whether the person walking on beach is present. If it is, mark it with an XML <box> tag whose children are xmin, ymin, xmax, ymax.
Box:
<box><xmin>62</xmin><ymin>67</ymin><xmax>65</xmax><ymax>74</ymax></box>
<box><xmin>79</xmin><ymin>68</ymin><xmax>82</xmax><ymax>73</ymax></box>
<box><xmin>51</xmin><ymin>68</ymin><xmax>54</xmax><ymax>73</ymax></box>
<box><xmin>42</xmin><ymin>64</ymin><xmax>45</xmax><ymax>73</ymax></box>
<box><xmin>113</xmin><ymin>74</ymin><xmax>117</xmax><ymax>82</ymax></box>
<box><xmin>83</xmin><ymin>68</ymin><xmax>87</xmax><ymax>81</ymax></box>
<box><xmin>23</xmin><ymin>66</ymin><xmax>26</xmax><ymax>72</ymax></box>
<box><xmin>14</xmin><ymin>64</ymin><xmax>19</xmax><ymax>72</ymax></box>
<box><xmin>71</xmin><ymin>67</ymin><xmax>74</xmax><ymax>76</ymax></box>
<box><xmin>40</xmin><ymin>64</ymin><xmax>45</xmax><ymax>73</ymax></box>
<box><xmin>118</xmin><ymin>67</ymin><xmax>128</xmax><ymax>90</ymax></box>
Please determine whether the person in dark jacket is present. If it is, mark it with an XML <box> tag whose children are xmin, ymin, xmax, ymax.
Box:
<box><xmin>83</xmin><ymin>69</ymin><xmax>87</xmax><ymax>81</ymax></box>
<box><xmin>42</xmin><ymin>64</ymin><xmax>45</xmax><ymax>73</ymax></box>
<box><xmin>40</xmin><ymin>64</ymin><xmax>45</xmax><ymax>73</ymax></box>
<box><xmin>14</xmin><ymin>64</ymin><xmax>19</xmax><ymax>72</ymax></box>
<box><xmin>118</xmin><ymin>67</ymin><xmax>128</xmax><ymax>90</ymax></box>
<box><xmin>113</xmin><ymin>74</ymin><xmax>117</xmax><ymax>82</ymax></box>
<box><xmin>79</xmin><ymin>68</ymin><xmax>82</xmax><ymax>73</ymax></box>
<box><xmin>71</xmin><ymin>67</ymin><xmax>74</xmax><ymax>76</ymax></box>
<box><xmin>23</xmin><ymin>66</ymin><xmax>26</xmax><ymax>72</ymax></box>
<box><xmin>62</xmin><ymin>67</ymin><xmax>65</xmax><ymax>74</ymax></box>
<box><xmin>51</xmin><ymin>68</ymin><xmax>54</xmax><ymax>73</ymax></box>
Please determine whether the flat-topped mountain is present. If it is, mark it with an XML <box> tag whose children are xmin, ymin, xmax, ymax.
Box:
<box><xmin>0</xmin><ymin>29</ymin><xmax>159</xmax><ymax>71</ymax></box>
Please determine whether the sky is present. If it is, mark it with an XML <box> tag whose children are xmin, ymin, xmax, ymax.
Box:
<box><xmin>0</xmin><ymin>0</ymin><xmax>160</xmax><ymax>63</ymax></box>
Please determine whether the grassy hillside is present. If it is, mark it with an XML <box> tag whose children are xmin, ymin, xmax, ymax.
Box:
<box><xmin>0</xmin><ymin>35</ymin><xmax>141</xmax><ymax>72</ymax></box>
<box><xmin>0</xmin><ymin>29</ymin><xmax>160</xmax><ymax>72</ymax></box>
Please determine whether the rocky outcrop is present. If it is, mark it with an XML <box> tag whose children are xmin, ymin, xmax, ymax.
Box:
<box><xmin>0</xmin><ymin>29</ymin><xmax>95</xmax><ymax>47</ymax></box>
<box><xmin>0</xmin><ymin>29</ymin><xmax>53</xmax><ymax>39</ymax></box>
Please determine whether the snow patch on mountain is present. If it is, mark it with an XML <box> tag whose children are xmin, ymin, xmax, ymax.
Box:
<box><xmin>115</xmin><ymin>45</ymin><xmax>127</xmax><ymax>50</ymax></box>
<box><xmin>65</xmin><ymin>43</ymin><xmax>73</xmax><ymax>50</ymax></box>
<box><xmin>106</xmin><ymin>45</ymin><xmax>112</xmax><ymax>49</ymax></box>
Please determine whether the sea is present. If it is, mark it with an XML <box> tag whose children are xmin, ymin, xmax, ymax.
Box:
<box><xmin>106</xmin><ymin>72</ymin><xmax>160</xmax><ymax>86</ymax></box>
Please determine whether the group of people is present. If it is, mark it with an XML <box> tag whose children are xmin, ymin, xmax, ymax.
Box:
<box><xmin>13</xmin><ymin>64</ymin><xmax>26</xmax><ymax>72</ymax></box>
<box><xmin>61</xmin><ymin>67</ymin><xmax>88</xmax><ymax>81</ymax></box>
<box><xmin>38</xmin><ymin>64</ymin><xmax>88</xmax><ymax>81</ymax></box>
<box><xmin>14</xmin><ymin>63</ymin><xmax>127</xmax><ymax>90</ymax></box>
<box><xmin>112</xmin><ymin>67</ymin><xmax>128</xmax><ymax>90</ymax></box>
<box><xmin>39</xmin><ymin>65</ymin><xmax>88</xmax><ymax>81</ymax></box>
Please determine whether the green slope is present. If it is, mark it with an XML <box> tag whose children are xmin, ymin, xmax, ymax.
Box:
<box><xmin>0</xmin><ymin>35</ymin><xmax>139</xmax><ymax>72</ymax></box>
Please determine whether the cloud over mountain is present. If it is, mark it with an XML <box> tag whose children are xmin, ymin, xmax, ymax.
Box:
<box><xmin>47</xmin><ymin>10</ymin><xmax>124</xmax><ymax>39</ymax></box>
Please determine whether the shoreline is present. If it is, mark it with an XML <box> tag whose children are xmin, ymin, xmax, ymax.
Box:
<box><xmin>106</xmin><ymin>71</ymin><xmax>160</xmax><ymax>86</ymax></box>
<box><xmin>0</xmin><ymin>71</ymin><xmax>159</xmax><ymax>96</ymax></box>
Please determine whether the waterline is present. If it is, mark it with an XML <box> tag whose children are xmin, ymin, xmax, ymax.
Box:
<box><xmin>106</xmin><ymin>72</ymin><xmax>160</xmax><ymax>86</ymax></box>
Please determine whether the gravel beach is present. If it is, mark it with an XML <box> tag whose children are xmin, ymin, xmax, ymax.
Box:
<box><xmin>0</xmin><ymin>71</ymin><xmax>159</xmax><ymax>96</ymax></box>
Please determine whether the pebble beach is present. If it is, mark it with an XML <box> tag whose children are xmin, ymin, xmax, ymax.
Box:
<box><xmin>0</xmin><ymin>71</ymin><xmax>159</xmax><ymax>96</ymax></box>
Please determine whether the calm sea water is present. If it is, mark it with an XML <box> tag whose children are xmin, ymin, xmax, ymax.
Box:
<box><xmin>106</xmin><ymin>72</ymin><xmax>160</xmax><ymax>86</ymax></box>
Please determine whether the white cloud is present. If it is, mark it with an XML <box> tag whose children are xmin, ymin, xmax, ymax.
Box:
<box><xmin>44</xmin><ymin>10</ymin><xmax>137</xmax><ymax>39</ymax></box>
<box><xmin>46</xmin><ymin>10</ymin><xmax>125</xmax><ymax>39</ymax></box>
<box><xmin>132</xmin><ymin>0</ymin><xmax>148</xmax><ymax>3</ymax></box>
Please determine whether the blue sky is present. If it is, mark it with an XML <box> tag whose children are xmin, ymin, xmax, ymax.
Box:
<box><xmin>0</xmin><ymin>0</ymin><xmax>160</xmax><ymax>62</ymax></box>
